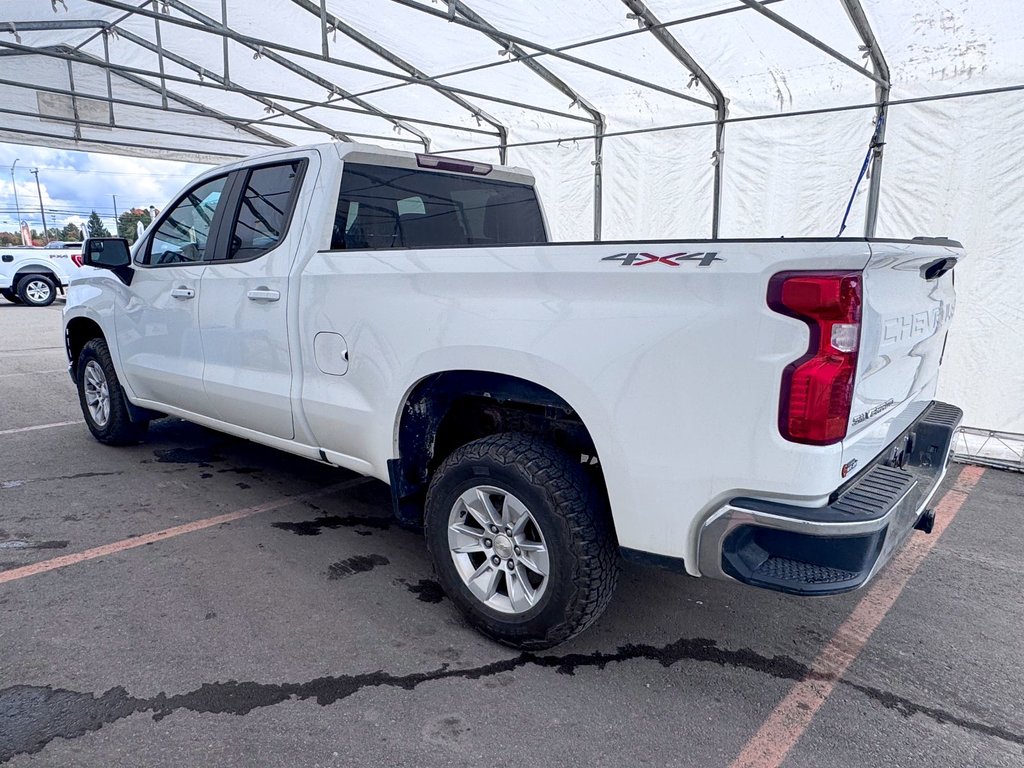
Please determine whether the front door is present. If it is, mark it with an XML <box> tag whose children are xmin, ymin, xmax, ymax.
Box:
<box><xmin>114</xmin><ymin>174</ymin><xmax>229</xmax><ymax>413</ymax></box>
<box><xmin>199</xmin><ymin>154</ymin><xmax>314</xmax><ymax>439</ymax></box>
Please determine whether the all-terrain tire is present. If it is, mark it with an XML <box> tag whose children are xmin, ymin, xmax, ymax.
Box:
<box><xmin>424</xmin><ymin>432</ymin><xmax>619</xmax><ymax>650</ymax></box>
<box><xmin>76</xmin><ymin>338</ymin><xmax>149</xmax><ymax>445</ymax></box>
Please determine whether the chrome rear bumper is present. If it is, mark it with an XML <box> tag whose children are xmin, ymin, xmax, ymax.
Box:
<box><xmin>697</xmin><ymin>401</ymin><xmax>963</xmax><ymax>596</ymax></box>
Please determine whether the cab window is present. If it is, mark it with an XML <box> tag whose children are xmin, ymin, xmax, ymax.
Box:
<box><xmin>143</xmin><ymin>176</ymin><xmax>227</xmax><ymax>265</ymax></box>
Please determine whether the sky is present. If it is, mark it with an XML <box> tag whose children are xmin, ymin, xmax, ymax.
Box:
<box><xmin>0</xmin><ymin>141</ymin><xmax>212</xmax><ymax>235</ymax></box>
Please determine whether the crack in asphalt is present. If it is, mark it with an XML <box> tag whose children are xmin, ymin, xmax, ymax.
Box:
<box><xmin>2</xmin><ymin>636</ymin><xmax>1021</xmax><ymax>763</ymax></box>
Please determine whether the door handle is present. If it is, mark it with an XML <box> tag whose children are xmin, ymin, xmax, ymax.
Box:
<box><xmin>170</xmin><ymin>286</ymin><xmax>195</xmax><ymax>299</ymax></box>
<box><xmin>247</xmin><ymin>287</ymin><xmax>281</xmax><ymax>302</ymax></box>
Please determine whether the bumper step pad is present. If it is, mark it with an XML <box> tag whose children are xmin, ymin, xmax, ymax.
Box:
<box><xmin>716</xmin><ymin>400</ymin><xmax>962</xmax><ymax>596</ymax></box>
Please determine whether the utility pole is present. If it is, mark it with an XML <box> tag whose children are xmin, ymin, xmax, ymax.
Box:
<box><xmin>10</xmin><ymin>159</ymin><xmax>24</xmax><ymax>244</ymax></box>
<box><xmin>112</xmin><ymin>194</ymin><xmax>119</xmax><ymax>236</ymax></box>
<box><xmin>30</xmin><ymin>168</ymin><xmax>49</xmax><ymax>244</ymax></box>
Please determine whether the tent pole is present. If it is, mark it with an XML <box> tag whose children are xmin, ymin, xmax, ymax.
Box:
<box><xmin>150</xmin><ymin>0</ymin><xmax>168</xmax><ymax>108</ymax></box>
<box><xmin>161</xmin><ymin>0</ymin><xmax>431</xmax><ymax>151</ymax></box>
<box><xmin>593</xmin><ymin>119</ymin><xmax>604</xmax><ymax>241</ymax></box>
<box><xmin>713</xmin><ymin>115</ymin><xmax>725</xmax><ymax>238</ymax></box>
<box><xmin>737</xmin><ymin>0</ymin><xmax>886</xmax><ymax>88</ymax></box>
<box><xmin>841</xmin><ymin>0</ymin><xmax>890</xmax><ymax>238</ymax></box>
<box><xmin>447</xmin><ymin>0</ymin><xmax>606</xmax><ymax>239</ymax></box>
<box><xmin>65</xmin><ymin>60</ymin><xmax>82</xmax><ymax>140</ymax></box>
<box><xmin>7</xmin><ymin>126</ymin><xmax>249</xmax><ymax>160</ymax></box>
<box><xmin>318</xmin><ymin>0</ymin><xmax>329</xmax><ymax>60</ymax></box>
<box><xmin>220</xmin><ymin>0</ymin><xmax>230</xmax><ymax>83</ymax></box>
<box><xmin>620</xmin><ymin>0</ymin><xmax>727</xmax><ymax>237</ymax></box>
<box><xmin>0</xmin><ymin>75</ymin><xmax>421</xmax><ymax>146</ymax></box>
<box><xmin>287</xmin><ymin>0</ymin><xmax>509</xmax><ymax>162</ymax></box>
<box><xmin>101</xmin><ymin>30</ymin><xmax>114</xmax><ymax>126</ymax></box>
<box><xmin>388</xmin><ymin>0</ymin><xmax>714</xmax><ymax>109</ymax></box>
<box><xmin>78</xmin><ymin>1</ymin><xmax>591</xmax><ymax>126</ymax></box>
<box><xmin>53</xmin><ymin>46</ymin><xmax>291</xmax><ymax>148</ymax></box>
<box><xmin>103</xmin><ymin>31</ymin><xmax>358</xmax><ymax>144</ymax></box>
<box><xmin>0</xmin><ymin>35</ymin><xmax>504</xmax><ymax>138</ymax></box>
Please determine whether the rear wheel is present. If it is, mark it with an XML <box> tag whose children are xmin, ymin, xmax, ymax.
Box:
<box><xmin>17</xmin><ymin>274</ymin><xmax>56</xmax><ymax>307</ymax></box>
<box><xmin>424</xmin><ymin>433</ymin><xmax>618</xmax><ymax>649</ymax></box>
<box><xmin>76</xmin><ymin>338</ymin><xmax>148</xmax><ymax>445</ymax></box>
<box><xmin>0</xmin><ymin>289</ymin><xmax>22</xmax><ymax>304</ymax></box>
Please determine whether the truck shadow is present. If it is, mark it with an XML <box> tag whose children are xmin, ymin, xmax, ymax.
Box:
<box><xmin>143</xmin><ymin>416</ymin><xmax>861</xmax><ymax>655</ymax></box>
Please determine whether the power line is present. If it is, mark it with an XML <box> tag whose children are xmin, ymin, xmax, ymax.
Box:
<box><xmin>12</xmin><ymin>165</ymin><xmax>198</xmax><ymax>179</ymax></box>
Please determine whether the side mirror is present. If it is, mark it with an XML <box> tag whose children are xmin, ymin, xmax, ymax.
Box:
<box><xmin>83</xmin><ymin>237</ymin><xmax>132</xmax><ymax>268</ymax></box>
<box><xmin>82</xmin><ymin>237</ymin><xmax>133</xmax><ymax>285</ymax></box>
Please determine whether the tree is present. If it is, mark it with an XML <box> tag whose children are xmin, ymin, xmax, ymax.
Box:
<box><xmin>86</xmin><ymin>211</ymin><xmax>110</xmax><ymax>238</ymax></box>
<box><xmin>0</xmin><ymin>231</ymin><xmax>21</xmax><ymax>246</ymax></box>
<box><xmin>61</xmin><ymin>222</ymin><xmax>83</xmax><ymax>242</ymax></box>
<box><xmin>117</xmin><ymin>207</ymin><xmax>154</xmax><ymax>244</ymax></box>
<box><xmin>46</xmin><ymin>227</ymin><xmax>63</xmax><ymax>242</ymax></box>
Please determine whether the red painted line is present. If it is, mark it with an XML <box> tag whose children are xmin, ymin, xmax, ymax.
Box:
<box><xmin>729</xmin><ymin>463</ymin><xmax>986</xmax><ymax>768</ymax></box>
<box><xmin>0</xmin><ymin>476</ymin><xmax>371</xmax><ymax>585</ymax></box>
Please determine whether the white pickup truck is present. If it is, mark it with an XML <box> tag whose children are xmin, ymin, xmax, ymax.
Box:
<box><xmin>64</xmin><ymin>142</ymin><xmax>963</xmax><ymax>648</ymax></box>
<box><xmin>1</xmin><ymin>243</ymin><xmax>84</xmax><ymax>306</ymax></box>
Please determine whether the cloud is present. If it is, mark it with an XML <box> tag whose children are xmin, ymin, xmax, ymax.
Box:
<box><xmin>0</xmin><ymin>141</ymin><xmax>210</xmax><ymax>231</ymax></box>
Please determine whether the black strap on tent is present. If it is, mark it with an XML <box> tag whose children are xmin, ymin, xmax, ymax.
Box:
<box><xmin>837</xmin><ymin>112</ymin><xmax>886</xmax><ymax>237</ymax></box>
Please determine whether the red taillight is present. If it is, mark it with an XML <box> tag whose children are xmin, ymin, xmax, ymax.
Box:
<box><xmin>71</xmin><ymin>253</ymin><xmax>84</xmax><ymax>268</ymax></box>
<box><xmin>767</xmin><ymin>271</ymin><xmax>862</xmax><ymax>445</ymax></box>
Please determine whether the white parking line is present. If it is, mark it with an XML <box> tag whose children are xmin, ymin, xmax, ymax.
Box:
<box><xmin>0</xmin><ymin>369</ymin><xmax>66</xmax><ymax>378</ymax></box>
<box><xmin>0</xmin><ymin>347</ymin><xmax>65</xmax><ymax>357</ymax></box>
<box><xmin>0</xmin><ymin>420</ymin><xmax>83</xmax><ymax>436</ymax></box>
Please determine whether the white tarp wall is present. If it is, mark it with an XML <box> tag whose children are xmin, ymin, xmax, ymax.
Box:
<box><xmin>0</xmin><ymin>0</ymin><xmax>1021</xmax><ymax>438</ymax></box>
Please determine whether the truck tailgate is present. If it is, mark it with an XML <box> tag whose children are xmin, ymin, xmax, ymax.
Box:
<box><xmin>842</xmin><ymin>240</ymin><xmax>963</xmax><ymax>471</ymax></box>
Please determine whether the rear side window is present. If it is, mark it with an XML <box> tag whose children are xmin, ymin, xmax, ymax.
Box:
<box><xmin>331</xmin><ymin>163</ymin><xmax>546</xmax><ymax>250</ymax></box>
<box><xmin>224</xmin><ymin>160</ymin><xmax>305</xmax><ymax>261</ymax></box>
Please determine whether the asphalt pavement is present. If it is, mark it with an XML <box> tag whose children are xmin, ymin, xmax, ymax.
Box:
<box><xmin>1</xmin><ymin>299</ymin><xmax>1022</xmax><ymax>767</ymax></box>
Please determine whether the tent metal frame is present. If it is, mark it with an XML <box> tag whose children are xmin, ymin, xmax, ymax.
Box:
<box><xmin>3</xmin><ymin>0</ymin><xmax>895</xmax><ymax>237</ymax></box>
<box><xmin>286</xmin><ymin>0</ymin><xmax>509</xmax><ymax>163</ymax></box>
<box><xmin>442</xmin><ymin>0</ymin><xmax>607</xmax><ymax>239</ymax></box>
<box><xmin>621</xmin><ymin>0</ymin><xmax>727</xmax><ymax>237</ymax></box>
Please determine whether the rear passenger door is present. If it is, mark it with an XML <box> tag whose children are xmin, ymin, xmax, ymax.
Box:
<box><xmin>198</xmin><ymin>152</ymin><xmax>316</xmax><ymax>439</ymax></box>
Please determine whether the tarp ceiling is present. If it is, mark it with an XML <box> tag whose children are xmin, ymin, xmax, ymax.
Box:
<box><xmin>1</xmin><ymin>0</ymin><xmax>1022</xmax><ymax>441</ymax></box>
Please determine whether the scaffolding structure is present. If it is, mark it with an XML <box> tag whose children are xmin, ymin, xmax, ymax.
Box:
<box><xmin>0</xmin><ymin>0</ymin><xmax>917</xmax><ymax>240</ymax></box>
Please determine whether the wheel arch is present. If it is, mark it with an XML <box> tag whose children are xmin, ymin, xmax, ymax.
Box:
<box><xmin>65</xmin><ymin>315</ymin><xmax>106</xmax><ymax>379</ymax></box>
<box><xmin>13</xmin><ymin>263</ymin><xmax>64</xmax><ymax>289</ymax></box>
<box><xmin>389</xmin><ymin>369</ymin><xmax>616</xmax><ymax>531</ymax></box>
<box><xmin>65</xmin><ymin>312</ymin><xmax>156</xmax><ymax>424</ymax></box>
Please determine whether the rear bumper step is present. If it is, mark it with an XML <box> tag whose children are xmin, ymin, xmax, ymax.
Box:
<box><xmin>697</xmin><ymin>401</ymin><xmax>963</xmax><ymax>596</ymax></box>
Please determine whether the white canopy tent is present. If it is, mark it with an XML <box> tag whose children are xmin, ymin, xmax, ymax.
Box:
<box><xmin>1</xmin><ymin>0</ymin><xmax>1022</xmax><ymax>463</ymax></box>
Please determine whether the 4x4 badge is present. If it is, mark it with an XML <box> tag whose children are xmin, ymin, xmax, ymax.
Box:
<box><xmin>602</xmin><ymin>251</ymin><xmax>722</xmax><ymax>267</ymax></box>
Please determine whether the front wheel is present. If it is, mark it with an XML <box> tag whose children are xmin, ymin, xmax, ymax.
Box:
<box><xmin>17</xmin><ymin>274</ymin><xmax>56</xmax><ymax>307</ymax></box>
<box><xmin>424</xmin><ymin>433</ymin><xmax>619</xmax><ymax>649</ymax></box>
<box><xmin>76</xmin><ymin>338</ymin><xmax>148</xmax><ymax>445</ymax></box>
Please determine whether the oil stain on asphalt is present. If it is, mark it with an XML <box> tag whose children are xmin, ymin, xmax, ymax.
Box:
<box><xmin>271</xmin><ymin>513</ymin><xmax>391</xmax><ymax>536</ymax></box>
<box><xmin>3</xmin><ymin>636</ymin><xmax>1022</xmax><ymax>763</ymax></box>
<box><xmin>327</xmin><ymin>554</ymin><xmax>389</xmax><ymax>580</ymax></box>
<box><xmin>152</xmin><ymin>447</ymin><xmax>223</xmax><ymax>467</ymax></box>
<box><xmin>399</xmin><ymin>578</ymin><xmax>446</xmax><ymax>603</ymax></box>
